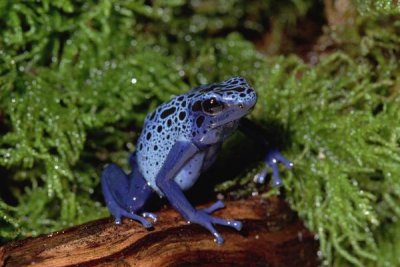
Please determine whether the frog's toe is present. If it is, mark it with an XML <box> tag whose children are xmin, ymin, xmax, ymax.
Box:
<box><xmin>201</xmin><ymin>221</ymin><xmax>224</xmax><ymax>244</ymax></box>
<box><xmin>269</xmin><ymin>161</ymin><xmax>283</xmax><ymax>187</ymax></box>
<box><xmin>202</xmin><ymin>200</ymin><xmax>225</xmax><ymax>214</ymax></box>
<box><xmin>108</xmin><ymin>205</ymin><xmax>153</xmax><ymax>228</ymax></box>
<box><xmin>254</xmin><ymin>168</ymin><xmax>268</xmax><ymax>184</ymax></box>
<box><xmin>203</xmin><ymin>216</ymin><xmax>242</xmax><ymax>244</ymax></box>
<box><xmin>265</xmin><ymin>149</ymin><xmax>293</xmax><ymax>170</ymax></box>
<box><xmin>142</xmin><ymin>212</ymin><xmax>159</xmax><ymax>223</ymax></box>
<box><xmin>210</xmin><ymin>217</ymin><xmax>243</xmax><ymax>231</ymax></box>
<box><xmin>140</xmin><ymin>219</ymin><xmax>153</xmax><ymax>229</ymax></box>
<box><xmin>264</xmin><ymin>149</ymin><xmax>293</xmax><ymax>187</ymax></box>
<box><xmin>212</xmin><ymin>229</ymin><xmax>224</xmax><ymax>245</ymax></box>
<box><xmin>120</xmin><ymin>210</ymin><xmax>153</xmax><ymax>228</ymax></box>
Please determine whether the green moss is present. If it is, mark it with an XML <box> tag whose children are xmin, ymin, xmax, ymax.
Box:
<box><xmin>216</xmin><ymin>16</ymin><xmax>400</xmax><ymax>267</ymax></box>
<box><xmin>1</xmin><ymin>1</ymin><xmax>400</xmax><ymax>266</ymax></box>
<box><xmin>356</xmin><ymin>0</ymin><xmax>400</xmax><ymax>16</ymax></box>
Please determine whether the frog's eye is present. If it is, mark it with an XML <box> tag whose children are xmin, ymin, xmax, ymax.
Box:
<box><xmin>202</xmin><ymin>97</ymin><xmax>224</xmax><ymax>115</ymax></box>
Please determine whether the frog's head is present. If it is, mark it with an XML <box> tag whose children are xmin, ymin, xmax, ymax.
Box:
<box><xmin>188</xmin><ymin>76</ymin><xmax>256</xmax><ymax>134</ymax></box>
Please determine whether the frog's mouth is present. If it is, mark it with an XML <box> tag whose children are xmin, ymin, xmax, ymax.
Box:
<box><xmin>209</xmin><ymin>105</ymin><xmax>254</xmax><ymax>129</ymax></box>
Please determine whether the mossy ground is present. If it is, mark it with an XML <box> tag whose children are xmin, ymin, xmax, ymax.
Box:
<box><xmin>1</xmin><ymin>1</ymin><xmax>399</xmax><ymax>266</ymax></box>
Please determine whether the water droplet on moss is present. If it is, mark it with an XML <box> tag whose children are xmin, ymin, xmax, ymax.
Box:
<box><xmin>184</xmin><ymin>35</ymin><xmax>192</xmax><ymax>42</ymax></box>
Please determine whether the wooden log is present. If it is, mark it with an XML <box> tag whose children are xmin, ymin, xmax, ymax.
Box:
<box><xmin>0</xmin><ymin>197</ymin><xmax>319</xmax><ymax>266</ymax></box>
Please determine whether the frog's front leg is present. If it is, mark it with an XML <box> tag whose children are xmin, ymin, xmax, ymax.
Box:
<box><xmin>257</xmin><ymin>149</ymin><xmax>293</xmax><ymax>186</ymax></box>
<box><xmin>239</xmin><ymin>118</ymin><xmax>293</xmax><ymax>186</ymax></box>
<box><xmin>155</xmin><ymin>141</ymin><xmax>242</xmax><ymax>244</ymax></box>
<box><xmin>101</xmin><ymin>162</ymin><xmax>156</xmax><ymax>228</ymax></box>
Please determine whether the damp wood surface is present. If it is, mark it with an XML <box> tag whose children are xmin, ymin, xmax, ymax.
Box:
<box><xmin>0</xmin><ymin>197</ymin><xmax>319</xmax><ymax>267</ymax></box>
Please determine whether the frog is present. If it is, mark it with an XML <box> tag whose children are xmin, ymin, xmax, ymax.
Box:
<box><xmin>101</xmin><ymin>76</ymin><xmax>293</xmax><ymax>244</ymax></box>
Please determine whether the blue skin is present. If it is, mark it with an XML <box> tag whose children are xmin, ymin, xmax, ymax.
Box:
<box><xmin>101</xmin><ymin>77</ymin><xmax>293</xmax><ymax>244</ymax></box>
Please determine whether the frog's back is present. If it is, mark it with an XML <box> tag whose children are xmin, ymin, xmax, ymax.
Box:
<box><xmin>136</xmin><ymin>95</ymin><xmax>193</xmax><ymax>192</ymax></box>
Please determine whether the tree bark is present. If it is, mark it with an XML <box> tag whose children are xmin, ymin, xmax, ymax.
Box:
<box><xmin>0</xmin><ymin>197</ymin><xmax>319</xmax><ymax>266</ymax></box>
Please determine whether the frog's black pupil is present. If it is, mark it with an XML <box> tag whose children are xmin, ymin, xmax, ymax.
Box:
<box><xmin>202</xmin><ymin>98</ymin><xmax>223</xmax><ymax>115</ymax></box>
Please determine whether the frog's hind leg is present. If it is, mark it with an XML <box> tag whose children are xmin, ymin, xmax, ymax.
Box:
<box><xmin>101</xmin><ymin>164</ymin><xmax>154</xmax><ymax>228</ymax></box>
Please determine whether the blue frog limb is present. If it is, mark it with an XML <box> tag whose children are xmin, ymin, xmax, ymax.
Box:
<box><xmin>101</xmin><ymin>76</ymin><xmax>292</xmax><ymax>244</ymax></box>
<box><xmin>239</xmin><ymin>118</ymin><xmax>293</xmax><ymax>186</ymax></box>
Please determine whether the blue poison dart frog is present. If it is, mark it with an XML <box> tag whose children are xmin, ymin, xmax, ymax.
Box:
<box><xmin>101</xmin><ymin>76</ymin><xmax>293</xmax><ymax>244</ymax></box>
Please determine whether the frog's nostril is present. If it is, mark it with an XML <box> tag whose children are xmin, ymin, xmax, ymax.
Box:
<box><xmin>238</xmin><ymin>104</ymin><xmax>244</xmax><ymax>109</ymax></box>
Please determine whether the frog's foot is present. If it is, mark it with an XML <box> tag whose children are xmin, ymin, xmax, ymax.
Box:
<box><xmin>201</xmin><ymin>200</ymin><xmax>225</xmax><ymax>214</ymax></box>
<box><xmin>254</xmin><ymin>149</ymin><xmax>293</xmax><ymax>186</ymax></box>
<box><xmin>189</xmin><ymin>210</ymin><xmax>242</xmax><ymax>244</ymax></box>
<box><xmin>142</xmin><ymin>212</ymin><xmax>159</xmax><ymax>223</ymax></box>
<box><xmin>114</xmin><ymin>210</ymin><xmax>153</xmax><ymax>228</ymax></box>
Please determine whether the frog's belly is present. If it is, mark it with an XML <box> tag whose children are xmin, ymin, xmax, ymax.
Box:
<box><xmin>174</xmin><ymin>152</ymin><xmax>206</xmax><ymax>191</ymax></box>
<box><xmin>141</xmin><ymin>144</ymin><xmax>220</xmax><ymax>195</ymax></box>
<box><xmin>142</xmin><ymin>152</ymin><xmax>207</xmax><ymax>195</ymax></box>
